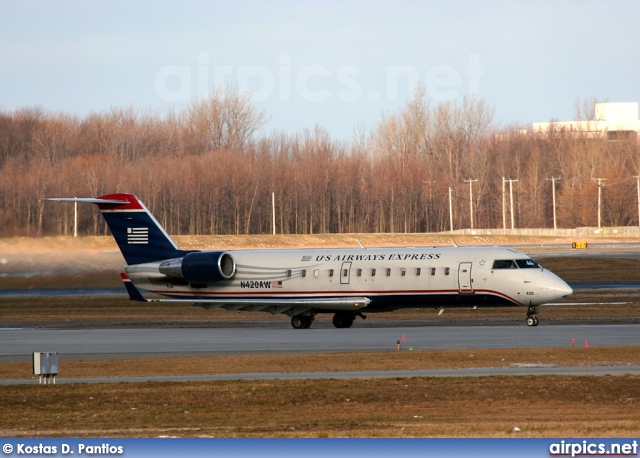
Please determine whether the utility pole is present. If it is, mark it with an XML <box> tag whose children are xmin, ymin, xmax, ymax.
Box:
<box><xmin>502</xmin><ymin>177</ymin><xmax>506</xmax><ymax>230</ymax></box>
<box><xmin>635</xmin><ymin>176</ymin><xmax>640</xmax><ymax>227</ymax></box>
<box><xmin>506</xmin><ymin>178</ymin><xmax>518</xmax><ymax>229</ymax></box>
<box><xmin>546</xmin><ymin>177</ymin><xmax>560</xmax><ymax>230</ymax></box>
<box><xmin>448</xmin><ymin>187</ymin><xmax>454</xmax><ymax>233</ymax></box>
<box><xmin>592</xmin><ymin>178</ymin><xmax>606</xmax><ymax>228</ymax></box>
<box><xmin>463</xmin><ymin>178</ymin><xmax>478</xmax><ymax>229</ymax></box>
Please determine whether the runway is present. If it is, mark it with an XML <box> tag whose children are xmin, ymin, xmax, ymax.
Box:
<box><xmin>2</xmin><ymin>324</ymin><xmax>639</xmax><ymax>362</ymax></box>
<box><xmin>1</xmin><ymin>323</ymin><xmax>639</xmax><ymax>384</ymax></box>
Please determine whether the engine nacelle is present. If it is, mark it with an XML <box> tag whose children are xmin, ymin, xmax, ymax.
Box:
<box><xmin>159</xmin><ymin>251</ymin><xmax>236</xmax><ymax>284</ymax></box>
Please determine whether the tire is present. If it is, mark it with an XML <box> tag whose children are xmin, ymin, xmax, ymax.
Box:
<box><xmin>332</xmin><ymin>312</ymin><xmax>354</xmax><ymax>328</ymax></box>
<box><xmin>291</xmin><ymin>316</ymin><xmax>307</xmax><ymax>329</ymax></box>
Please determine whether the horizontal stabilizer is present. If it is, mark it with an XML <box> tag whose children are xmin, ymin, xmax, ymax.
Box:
<box><xmin>44</xmin><ymin>197</ymin><xmax>130</xmax><ymax>205</ymax></box>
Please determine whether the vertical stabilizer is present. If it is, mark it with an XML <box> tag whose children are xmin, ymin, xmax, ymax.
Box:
<box><xmin>46</xmin><ymin>193</ymin><xmax>191</xmax><ymax>265</ymax></box>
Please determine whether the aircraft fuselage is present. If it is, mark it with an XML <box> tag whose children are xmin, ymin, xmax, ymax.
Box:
<box><xmin>126</xmin><ymin>245</ymin><xmax>570</xmax><ymax>313</ymax></box>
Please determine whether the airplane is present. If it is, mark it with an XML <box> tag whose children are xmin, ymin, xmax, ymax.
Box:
<box><xmin>47</xmin><ymin>193</ymin><xmax>573</xmax><ymax>329</ymax></box>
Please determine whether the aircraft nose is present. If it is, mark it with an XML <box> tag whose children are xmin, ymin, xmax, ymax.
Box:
<box><xmin>554</xmin><ymin>279</ymin><xmax>573</xmax><ymax>298</ymax></box>
<box><xmin>542</xmin><ymin>276</ymin><xmax>573</xmax><ymax>301</ymax></box>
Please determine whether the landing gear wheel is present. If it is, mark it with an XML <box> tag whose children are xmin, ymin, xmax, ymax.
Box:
<box><xmin>332</xmin><ymin>312</ymin><xmax>355</xmax><ymax>329</ymax></box>
<box><xmin>526</xmin><ymin>304</ymin><xmax>540</xmax><ymax>327</ymax></box>
<box><xmin>291</xmin><ymin>315</ymin><xmax>313</xmax><ymax>329</ymax></box>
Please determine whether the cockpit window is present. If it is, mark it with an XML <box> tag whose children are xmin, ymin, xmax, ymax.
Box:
<box><xmin>492</xmin><ymin>259</ymin><xmax>541</xmax><ymax>269</ymax></box>
<box><xmin>515</xmin><ymin>259</ymin><xmax>540</xmax><ymax>269</ymax></box>
<box><xmin>492</xmin><ymin>260</ymin><xmax>517</xmax><ymax>269</ymax></box>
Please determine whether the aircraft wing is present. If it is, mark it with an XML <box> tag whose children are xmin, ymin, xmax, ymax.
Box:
<box><xmin>121</xmin><ymin>273</ymin><xmax>369</xmax><ymax>315</ymax></box>
<box><xmin>158</xmin><ymin>297</ymin><xmax>370</xmax><ymax>316</ymax></box>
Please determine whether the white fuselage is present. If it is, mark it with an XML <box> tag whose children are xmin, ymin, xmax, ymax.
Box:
<box><xmin>125</xmin><ymin>245</ymin><xmax>572</xmax><ymax>312</ymax></box>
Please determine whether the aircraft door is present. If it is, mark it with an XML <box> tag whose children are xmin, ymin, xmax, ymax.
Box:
<box><xmin>458</xmin><ymin>262</ymin><xmax>473</xmax><ymax>293</ymax></box>
<box><xmin>340</xmin><ymin>261</ymin><xmax>352</xmax><ymax>285</ymax></box>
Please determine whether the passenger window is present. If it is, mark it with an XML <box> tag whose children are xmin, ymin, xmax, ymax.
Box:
<box><xmin>343</xmin><ymin>269</ymin><xmax>348</xmax><ymax>277</ymax></box>
<box><xmin>357</xmin><ymin>268</ymin><xmax>362</xmax><ymax>276</ymax></box>
<box><xmin>386</xmin><ymin>268</ymin><xmax>391</xmax><ymax>276</ymax></box>
<box><xmin>401</xmin><ymin>268</ymin><xmax>406</xmax><ymax>276</ymax></box>
<box><xmin>431</xmin><ymin>268</ymin><xmax>436</xmax><ymax>275</ymax></box>
<box><xmin>445</xmin><ymin>267</ymin><xmax>450</xmax><ymax>275</ymax></box>
<box><xmin>492</xmin><ymin>260</ymin><xmax>518</xmax><ymax>269</ymax></box>
<box><xmin>301</xmin><ymin>269</ymin><xmax>306</xmax><ymax>278</ymax></box>
<box><xmin>371</xmin><ymin>268</ymin><xmax>376</xmax><ymax>277</ymax></box>
<box><xmin>286</xmin><ymin>269</ymin><xmax>292</xmax><ymax>278</ymax></box>
<box><xmin>416</xmin><ymin>267</ymin><xmax>421</xmax><ymax>276</ymax></box>
<box><xmin>329</xmin><ymin>269</ymin><xmax>334</xmax><ymax>277</ymax></box>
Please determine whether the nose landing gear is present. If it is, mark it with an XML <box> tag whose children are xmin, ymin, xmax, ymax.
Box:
<box><xmin>526</xmin><ymin>304</ymin><xmax>539</xmax><ymax>326</ymax></box>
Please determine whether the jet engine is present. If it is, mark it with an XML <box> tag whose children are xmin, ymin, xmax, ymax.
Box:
<box><xmin>159</xmin><ymin>251</ymin><xmax>236</xmax><ymax>284</ymax></box>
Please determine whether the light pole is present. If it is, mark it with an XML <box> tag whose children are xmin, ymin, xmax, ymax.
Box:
<box><xmin>271</xmin><ymin>192</ymin><xmax>276</xmax><ymax>235</ymax></box>
<box><xmin>502</xmin><ymin>177</ymin><xmax>506</xmax><ymax>230</ymax></box>
<box><xmin>592</xmin><ymin>178</ymin><xmax>606</xmax><ymax>228</ymax></box>
<box><xmin>463</xmin><ymin>178</ymin><xmax>478</xmax><ymax>229</ymax></box>
<box><xmin>546</xmin><ymin>177</ymin><xmax>560</xmax><ymax>230</ymax></box>
<box><xmin>448</xmin><ymin>187</ymin><xmax>454</xmax><ymax>233</ymax></box>
<box><xmin>506</xmin><ymin>178</ymin><xmax>518</xmax><ymax>229</ymax></box>
<box><xmin>635</xmin><ymin>176</ymin><xmax>640</xmax><ymax>227</ymax></box>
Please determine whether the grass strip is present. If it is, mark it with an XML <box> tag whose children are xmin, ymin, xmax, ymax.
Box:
<box><xmin>1</xmin><ymin>375</ymin><xmax>638</xmax><ymax>438</ymax></box>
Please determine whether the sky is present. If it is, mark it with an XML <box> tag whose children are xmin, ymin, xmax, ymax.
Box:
<box><xmin>1</xmin><ymin>0</ymin><xmax>639</xmax><ymax>140</ymax></box>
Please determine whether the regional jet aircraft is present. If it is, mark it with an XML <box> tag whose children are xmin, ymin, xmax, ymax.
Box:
<box><xmin>48</xmin><ymin>193</ymin><xmax>573</xmax><ymax>329</ymax></box>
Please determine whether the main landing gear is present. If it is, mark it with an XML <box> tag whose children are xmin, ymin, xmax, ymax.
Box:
<box><xmin>526</xmin><ymin>304</ymin><xmax>539</xmax><ymax>327</ymax></box>
<box><xmin>332</xmin><ymin>312</ymin><xmax>354</xmax><ymax>328</ymax></box>
<box><xmin>291</xmin><ymin>311</ymin><xmax>367</xmax><ymax>329</ymax></box>
<box><xmin>332</xmin><ymin>311</ymin><xmax>366</xmax><ymax>329</ymax></box>
<box><xmin>291</xmin><ymin>314</ymin><xmax>314</xmax><ymax>329</ymax></box>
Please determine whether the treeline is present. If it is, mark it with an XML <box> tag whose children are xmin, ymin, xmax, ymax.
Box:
<box><xmin>0</xmin><ymin>88</ymin><xmax>638</xmax><ymax>237</ymax></box>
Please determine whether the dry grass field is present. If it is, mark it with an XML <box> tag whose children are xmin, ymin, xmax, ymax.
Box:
<box><xmin>1</xmin><ymin>235</ymin><xmax>640</xmax><ymax>437</ymax></box>
<box><xmin>1</xmin><ymin>375</ymin><xmax>639</xmax><ymax>438</ymax></box>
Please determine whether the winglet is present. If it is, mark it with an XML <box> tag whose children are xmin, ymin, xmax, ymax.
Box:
<box><xmin>352</xmin><ymin>238</ymin><xmax>367</xmax><ymax>249</ymax></box>
<box><xmin>120</xmin><ymin>272</ymin><xmax>147</xmax><ymax>302</ymax></box>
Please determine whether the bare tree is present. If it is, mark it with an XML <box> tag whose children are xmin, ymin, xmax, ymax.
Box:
<box><xmin>184</xmin><ymin>87</ymin><xmax>269</xmax><ymax>153</ymax></box>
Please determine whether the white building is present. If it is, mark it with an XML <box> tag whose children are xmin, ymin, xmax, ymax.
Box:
<box><xmin>532</xmin><ymin>102</ymin><xmax>639</xmax><ymax>140</ymax></box>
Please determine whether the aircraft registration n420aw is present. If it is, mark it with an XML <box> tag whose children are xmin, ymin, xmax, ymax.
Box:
<box><xmin>47</xmin><ymin>193</ymin><xmax>573</xmax><ymax>329</ymax></box>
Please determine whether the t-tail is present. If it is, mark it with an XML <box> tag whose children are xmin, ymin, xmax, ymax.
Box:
<box><xmin>46</xmin><ymin>193</ymin><xmax>191</xmax><ymax>265</ymax></box>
